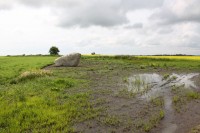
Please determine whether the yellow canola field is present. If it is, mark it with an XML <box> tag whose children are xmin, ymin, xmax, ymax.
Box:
<box><xmin>138</xmin><ymin>56</ymin><xmax>200</xmax><ymax>61</ymax></box>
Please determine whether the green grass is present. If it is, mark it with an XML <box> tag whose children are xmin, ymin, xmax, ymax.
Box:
<box><xmin>83</xmin><ymin>55</ymin><xmax>200</xmax><ymax>71</ymax></box>
<box><xmin>116</xmin><ymin>88</ymin><xmax>136</xmax><ymax>98</ymax></box>
<box><xmin>0</xmin><ymin>56</ymin><xmax>56</xmax><ymax>85</ymax></box>
<box><xmin>151</xmin><ymin>97</ymin><xmax>164</xmax><ymax>107</ymax></box>
<box><xmin>0</xmin><ymin>76</ymin><xmax>99</xmax><ymax>132</ymax></box>
<box><xmin>0</xmin><ymin>55</ymin><xmax>200</xmax><ymax>132</ymax></box>
<box><xmin>173</xmin><ymin>95</ymin><xmax>181</xmax><ymax>104</ymax></box>
<box><xmin>0</xmin><ymin>56</ymin><xmax>99</xmax><ymax>132</ymax></box>
<box><xmin>133</xmin><ymin>109</ymin><xmax>165</xmax><ymax>132</ymax></box>
<box><xmin>163</xmin><ymin>74</ymin><xmax>170</xmax><ymax>80</ymax></box>
<box><xmin>172</xmin><ymin>95</ymin><xmax>187</xmax><ymax>113</ymax></box>
<box><xmin>101</xmin><ymin>115</ymin><xmax>121</xmax><ymax>127</ymax></box>
<box><xmin>186</xmin><ymin>91</ymin><xmax>200</xmax><ymax>100</ymax></box>
<box><xmin>171</xmin><ymin>85</ymin><xmax>200</xmax><ymax>113</ymax></box>
<box><xmin>143</xmin><ymin>110</ymin><xmax>165</xmax><ymax>132</ymax></box>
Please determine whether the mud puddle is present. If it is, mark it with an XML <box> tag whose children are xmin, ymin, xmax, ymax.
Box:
<box><xmin>126</xmin><ymin>73</ymin><xmax>199</xmax><ymax>133</ymax></box>
<box><xmin>126</xmin><ymin>73</ymin><xmax>199</xmax><ymax>98</ymax></box>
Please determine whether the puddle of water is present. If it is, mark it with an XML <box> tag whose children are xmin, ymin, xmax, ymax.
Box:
<box><xmin>126</xmin><ymin>73</ymin><xmax>199</xmax><ymax>98</ymax></box>
<box><xmin>127</xmin><ymin>73</ymin><xmax>161</xmax><ymax>94</ymax></box>
<box><xmin>162</xmin><ymin>124</ymin><xmax>177</xmax><ymax>133</ymax></box>
<box><xmin>126</xmin><ymin>73</ymin><xmax>199</xmax><ymax>133</ymax></box>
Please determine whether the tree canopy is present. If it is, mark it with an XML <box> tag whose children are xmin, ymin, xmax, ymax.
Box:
<box><xmin>49</xmin><ymin>46</ymin><xmax>60</xmax><ymax>55</ymax></box>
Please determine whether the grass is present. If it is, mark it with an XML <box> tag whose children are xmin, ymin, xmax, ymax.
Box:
<box><xmin>0</xmin><ymin>56</ymin><xmax>100</xmax><ymax>132</ymax></box>
<box><xmin>163</xmin><ymin>74</ymin><xmax>170</xmax><ymax>80</ymax></box>
<box><xmin>142</xmin><ymin>110</ymin><xmax>165</xmax><ymax>132</ymax></box>
<box><xmin>0</xmin><ymin>55</ymin><xmax>200</xmax><ymax>132</ymax></box>
<box><xmin>10</xmin><ymin>70</ymin><xmax>52</xmax><ymax>84</ymax></box>
<box><xmin>171</xmin><ymin>85</ymin><xmax>200</xmax><ymax>112</ymax></box>
<box><xmin>172</xmin><ymin>94</ymin><xmax>187</xmax><ymax>113</ymax></box>
<box><xmin>151</xmin><ymin>97</ymin><xmax>164</xmax><ymax>107</ymax></box>
<box><xmin>0</xmin><ymin>77</ymin><xmax>99</xmax><ymax>132</ymax></box>
<box><xmin>0</xmin><ymin>56</ymin><xmax>56</xmax><ymax>85</ymax></box>
<box><xmin>83</xmin><ymin>55</ymin><xmax>200</xmax><ymax>71</ymax></box>
<box><xmin>173</xmin><ymin>95</ymin><xmax>181</xmax><ymax>104</ymax></box>
<box><xmin>101</xmin><ymin>115</ymin><xmax>121</xmax><ymax>127</ymax></box>
<box><xmin>143</xmin><ymin>110</ymin><xmax>165</xmax><ymax>132</ymax></box>
<box><xmin>189</xmin><ymin>125</ymin><xmax>200</xmax><ymax>133</ymax></box>
<box><xmin>129</xmin><ymin>76</ymin><xmax>150</xmax><ymax>94</ymax></box>
<box><xmin>186</xmin><ymin>91</ymin><xmax>200</xmax><ymax>100</ymax></box>
<box><xmin>116</xmin><ymin>88</ymin><xmax>136</xmax><ymax>98</ymax></box>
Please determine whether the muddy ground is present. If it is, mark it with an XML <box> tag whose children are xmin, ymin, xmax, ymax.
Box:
<box><xmin>46</xmin><ymin>58</ymin><xmax>200</xmax><ymax>133</ymax></box>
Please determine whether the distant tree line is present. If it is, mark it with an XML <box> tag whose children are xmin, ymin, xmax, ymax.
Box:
<box><xmin>151</xmin><ymin>54</ymin><xmax>194</xmax><ymax>56</ymax></box>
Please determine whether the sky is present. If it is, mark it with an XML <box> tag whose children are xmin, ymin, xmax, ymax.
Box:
<box><xmin>0</xmin><ymin>0</ymin><xmax>200</xmax><ymax>55</ymax></box>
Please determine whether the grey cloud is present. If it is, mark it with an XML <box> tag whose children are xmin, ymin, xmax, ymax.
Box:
<box><xmin>0</xmin><ymin>5</ymin><xmax>11</xmax><ymax>10</ymax></box>
<box><xmin>150</xmin><ymin>0</ymin><xmax>200</xmax><ymax>25</ymax></box>
<box><xmin>183</xmin><ymin>35</ymin><xmax>200</xmax><ymax>49</ymax></box>
<box><xmin>58</xmin><ymin>1</ymin><xmax>127</xmax><ymax>27</ymax></box>
<box><xmin>18</xmin><ymin>0</ymin><xmax>164</xmax><ymax>9</ymax></box>
<box><xmin>125</xmin><ymin>23</ymin><xmax>143</xmax><ymax>29</ymax></box>
<box><xmin>186</xmin><ymin>43</ymin><xmax>200</xmax><ymax>49</ymax></box>
<box><xmin>122</xmin><ymin>0</ymin><xmax>164</xmax><ymax>10</ymax></box>
<box><xmin>17</xmin><ymin>0</ymin><xmax>163</xmax><ymax>27</ymax></box>
<box><xmin>158</xmin><ymin>27</ymin><xmax>173</xmax><ymax>34</ymax></box>
<box><xmin>18</xmin><ymin>0</ymin><xmax>44</xmax><ymax>7</ymax></box>
<box><xmin>57</xmin><ymin>0</ymin><xmax>164</xmax><ymax>27</ymax></box>
<box><xmin>18</xmin><ymin>0</ymin><xmax>84</xmax><ymax>8</ymax></box>
<box><xmin>0</xmin><ymin>1</ymin><xmax>13</xmax><ymax>10</ymax></box>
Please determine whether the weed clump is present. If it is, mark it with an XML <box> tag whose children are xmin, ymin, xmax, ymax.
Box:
<box><xmin>116</xmin><ymin>88</ymin><xmax>136</xmax><ymax>98</ymax></box>
<box><xmin>189</xmin><ymin>124</ymin><xmax>200</xmax><ymax>133</ymax></box>
<box><xmin>11</xmin><ymin>70</ymin><xmax>52</xmax><ymax>84</ymax></box>
<box><xmin>186</xmin><ymin>91</ymin><xmax>200</xmax><ymax>100</ymax></box>
<box><xmin>151</xmin><ymin>97</ymin><xmax>164</xmax><ymax>107</ymax></box>
<box><xmin>143</xmin><ymin>110</ymin><xmax>165</xmax><ymax>132</ymax></box>
<box><xmin>140</xmin><ymin>65</ymin><xmax>146</xmax><ymax>69</ymax></box>
<box><xmin>102</xmin><ymin>115</ymin><xmax>121</xmax><ymax>127</ymax></box>
<box><xmin>162</xmin><ymin>74</ymin><xmax>170</xmax><ymax>80</ymax></box>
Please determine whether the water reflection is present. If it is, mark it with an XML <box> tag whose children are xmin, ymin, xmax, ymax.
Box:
<box><xmin>126</xmin><ymin>73</ymin><xmax>199</xmax><ymax>133</ymax></box>
<box><xmin>126</xmin><ymin>73</ymin><xmax>199</xmax><ymax>98</ymax></box>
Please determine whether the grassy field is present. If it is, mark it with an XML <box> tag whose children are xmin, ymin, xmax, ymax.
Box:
<box><xmin>0</xmin><ymin>56</ymin><xmax>99</xmax><ymax>132</ymax></box>
<box><xmin>83</xmin><ymin>55</ymin><xmax>200</xmax><ymax>71</ymax></box>
<box><xmin>0</xmin><ymin>55</ymin><xmax>200</xmax><ymax>132</ymax></box>
<box><xmin>0</xmin><ymin>56</ymin><xmax>57</xmax><ymax>85</ymax></box>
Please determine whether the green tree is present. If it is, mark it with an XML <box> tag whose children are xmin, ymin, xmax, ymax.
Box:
<box><xmin>49</xmin><ymin>46</ymin><xmax>60</xmax><ymax>55</ymax></box>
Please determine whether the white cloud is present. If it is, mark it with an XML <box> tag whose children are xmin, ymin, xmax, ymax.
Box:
<box><xmin>0</xmin><ymin>0</ymin><xmax>200</xmax><ymax>55</ymax></box>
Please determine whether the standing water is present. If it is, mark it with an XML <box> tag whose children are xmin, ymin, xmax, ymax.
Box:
<box><xmin>126</xmin><ymin>73</ymin><xmax>199</xmax><ymax>133</ymax></box>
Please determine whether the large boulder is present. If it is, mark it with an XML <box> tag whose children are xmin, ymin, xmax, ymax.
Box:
<box><xmin>54</xmin><ymin>53</ymin><xmax>81</xmax><ymax>67</ymax></box>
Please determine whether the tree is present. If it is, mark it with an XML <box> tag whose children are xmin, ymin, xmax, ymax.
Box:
<box><xmin>49</xmin><ymin>46</ymin><xmax>60</xmax><ymax>55</ymax></box>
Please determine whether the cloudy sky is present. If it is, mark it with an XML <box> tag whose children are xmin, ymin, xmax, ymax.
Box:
<box><xmin>0</xmin><ymin>0</ymin><xmax>200</xmax><ymax>55</ymax></box>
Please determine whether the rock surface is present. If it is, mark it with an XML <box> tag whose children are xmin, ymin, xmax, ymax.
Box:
<box><xmin>54</xmin><ymin>53</ymin><xmax>81</xmax><ymax>67</ymax></box>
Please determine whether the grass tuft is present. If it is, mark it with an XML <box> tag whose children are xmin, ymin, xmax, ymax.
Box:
<box><xmin>162</xmin><ymin>74</ymin><xmax>170</xmax><ymax>80</ymax></box>
<box><xmin>151</xmin><ymin>97</ymin><xmax>164</xmax><ymax>107</ymax></box>
<box><xmin>102</xmin><ymin>115</ymin><xmax>121</xmax><ymax>127</ymax></box>
<box><xmin>143</xmin><ymin>110</ymin><xmax>165</xmax><ymax>132</ymax></box>
<box><xmin>186</xmin><ymin>91</ymin><xmax>200</xmax><ymax>100</ymax></box>
<box><xmin>11</xmin><ymin>70</ymin><xmax>52</xmax><ymax>84</ymax></box>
